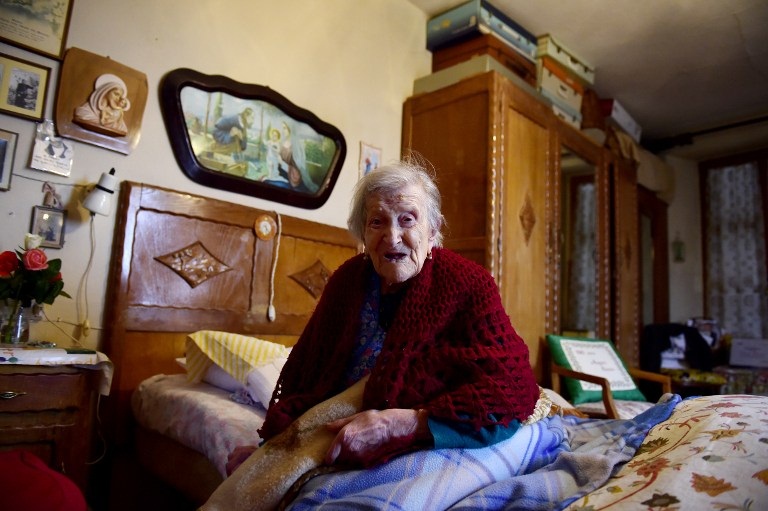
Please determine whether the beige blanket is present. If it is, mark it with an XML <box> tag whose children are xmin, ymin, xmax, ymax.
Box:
<box><xmin>200</xmin><ymin>376</ymin><xmax>367</xmax><ymax>511</ymax></box>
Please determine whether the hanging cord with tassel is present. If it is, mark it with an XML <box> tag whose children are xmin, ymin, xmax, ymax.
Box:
<box><xmin>267</xmin><ymin>212</ymin><xmax>282</xmax><ymax>322</ymax></box>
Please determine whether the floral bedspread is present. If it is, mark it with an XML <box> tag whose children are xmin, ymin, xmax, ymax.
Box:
<box><xmin>131</xmin><ymin>374</ymin><xmax>266</xmax><ymax>477</ymax></box>
<box><xmin>565</xmin><ymin>394</ymin><xmax>768</xmax><ymax>510</ymax></box>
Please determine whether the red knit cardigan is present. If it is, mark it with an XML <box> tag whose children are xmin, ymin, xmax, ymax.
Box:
<box><xmin>259</xmin><ymin>248</ymin><xmax>539</xmax><ymax>441</ymax></box>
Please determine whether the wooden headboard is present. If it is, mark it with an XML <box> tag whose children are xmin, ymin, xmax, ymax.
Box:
<box><xmin>102</xmin><ymin>182</ymin><xmax>357</xmax><ymax>443</ymax></box>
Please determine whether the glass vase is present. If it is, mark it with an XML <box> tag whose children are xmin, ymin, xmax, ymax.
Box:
<box><xmin>1</xmin><ymin>300</ymin><xmax>30</xmax><ymax>345</ymax></box>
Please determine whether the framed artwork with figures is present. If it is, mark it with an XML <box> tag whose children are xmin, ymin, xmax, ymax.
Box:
<box><xmin>160</xmin><ymin>68</ymin><xmax>346</xmax><ymax>209</ymax></box>
<box><xmin>0</xmin><ymin>0</ymin><xmax>74</xmax><ymax>59</ymax></box>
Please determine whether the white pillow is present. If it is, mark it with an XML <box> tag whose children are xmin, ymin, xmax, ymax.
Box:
<box><xmin>176</xmin><ymin>356</ymin><xmax>244</xmax><ymax>392</ymax></box>
<box><xmin>246</xmin><ymin>355</ymin><xmax>289</xmax><ymax>407</ymax></box>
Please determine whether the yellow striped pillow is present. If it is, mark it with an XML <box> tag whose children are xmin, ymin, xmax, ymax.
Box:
<box><xmin>186</xmin><ymin>330</ymin><xmax>289</xmax><ymax>385</ymax></box>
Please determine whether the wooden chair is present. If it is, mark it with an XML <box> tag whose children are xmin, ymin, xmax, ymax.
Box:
<box><xmin>550</xmin><ymin>362</ymin><xmax>672</xmax><ymax>419</ymax></box>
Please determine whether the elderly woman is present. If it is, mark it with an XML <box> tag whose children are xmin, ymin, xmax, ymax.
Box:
<box><xmin>250</xmin><ymin>158</ymin><xmax>539</xmax><ymax>468</ymax></box>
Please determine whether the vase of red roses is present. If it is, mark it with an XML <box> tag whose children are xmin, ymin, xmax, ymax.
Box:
<box><xmin>0</xmin><ymin>234</ymin><xmax>70</xmax><ymax>345</ymax></box>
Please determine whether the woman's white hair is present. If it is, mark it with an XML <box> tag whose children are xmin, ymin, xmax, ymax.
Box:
<box><xmin>347</xmin><ymin>156</ymin><xmax>445</xmax><ymax>247</ymax></box>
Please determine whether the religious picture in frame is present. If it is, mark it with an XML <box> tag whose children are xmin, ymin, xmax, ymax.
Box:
<box><xmin>0</xmin><ymin>0</ymin><xmax>74</xmax><ymax>59</ymax></box>
<box><xmin>31</xmin><ymin>206</ymin><xmax>66</xmax><ymax>249</ymax></box>
<box><xmin>160</xmin><ymin>68</ymin><xmax>346</xmax><ymax>209</ymax></box>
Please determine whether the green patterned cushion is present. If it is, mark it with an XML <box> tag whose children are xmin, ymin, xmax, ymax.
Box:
<box><xmin>547</xmin><ymin>334</ymin><xmax>647</xmax><ymax>405</ymax></box>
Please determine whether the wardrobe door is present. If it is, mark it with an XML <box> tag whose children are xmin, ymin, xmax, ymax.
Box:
<box><xmin>402</xmin><ymin>73</ymin><xmax>495</xmax><ymax>267</ymax></box>
<box><xmin>497</xmin><ymin>82</ymin><xmax>553</xmax><ymax>376</ymax></box>
<box><xmin>611</xmin><ymin>157</ymin><xmax>641</xmax><ymax>366</ymax></box>
<box><xmin>557</xmin><ymin>127</ymin><xmax>611</xmax><ymax>342</ymax></box>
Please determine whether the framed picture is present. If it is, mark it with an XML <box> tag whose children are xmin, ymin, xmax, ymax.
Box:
<box><xmin>30</xmin><ymin>206</ymin><xmax>66</xmax><ymax>249</ymax></box>
<box><xmin>55</xmin><ymin>47</ymin><xmax>148</xmax><ymax>155</ymax></box>
<box><xmin>0</xmin><ymin>128</ymin><xmax>18</xmax><ymax>191</ymax></box>
<box><xmin>359</xmin><ymin>142</ymin><xmax>381</xmax><ymax>177</ymax></box>
<box><xmin>160</xmin><ymin>68</ymin><xmax>346</xmax><ymax>209</ymax></box>
<box><xmin>0</xmin><ymin>52</ymin><xmax>50</xmax><ymax>121</ymax></box>
<box><xmin>0</xmin><ymin>0</ymin><xmax>74</xmax><ymax>60</ymax></box>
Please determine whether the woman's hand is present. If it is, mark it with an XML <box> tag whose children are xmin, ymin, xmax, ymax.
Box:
<box><xmin>324</xmin><ymin>408</ymin><xmax>430</xmax><ymax>467</ymax></box>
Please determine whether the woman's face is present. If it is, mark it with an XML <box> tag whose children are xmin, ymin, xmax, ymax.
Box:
<box><xmin>363</xmin><ymin>184</ymin><xmax>435</xmax><ymax>293</ymax></box>
<box><xmin>107</xmin><ymin>88</ymin><xmax>125</xmax><ymax>109</ymax></box>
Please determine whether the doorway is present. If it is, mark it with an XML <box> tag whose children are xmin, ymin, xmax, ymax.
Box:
<box><xmin>638</xmin><ymin>185</ymin><xmax>669</xmax><ymax>325</ymax></box>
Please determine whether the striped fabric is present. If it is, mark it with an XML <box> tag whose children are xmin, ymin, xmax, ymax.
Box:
<box><xmin>186</xmin><ymin>330</ymin><xmax>288</xmax><ymax>385</ymax></box>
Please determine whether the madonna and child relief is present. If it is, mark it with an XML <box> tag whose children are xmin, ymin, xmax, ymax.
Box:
<box><xmin>55</xmin><ymin>47</ymin><xmax>148</xmax><ymax>154</ymax></box>
<box><xmin>73</xmin><ymin>74</ymin><xmax>131</xmax><ymax>137</ymax></box>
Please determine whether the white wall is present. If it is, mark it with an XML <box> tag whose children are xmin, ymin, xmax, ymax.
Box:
<box><xmin>0</xmin><ymin>0</ymin><xmax>431</xmax><ymax>349</ymax></box>
<box><xmin>665</xmin><ymin>155</ymin><xmax>704</xmax><ymax>322</ymax></box>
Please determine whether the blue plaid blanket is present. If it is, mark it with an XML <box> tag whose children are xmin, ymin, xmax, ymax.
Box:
<box><xmin>287</xmin><ymin>394</ymin><xmax>681</xmax><ymax>510</ymax></box>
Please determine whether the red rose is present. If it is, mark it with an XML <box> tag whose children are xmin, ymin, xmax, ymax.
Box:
<box><xmin>0</xmin><ymin>251</ymin><xmax>19</xmax><ymax>277</ymax></box>
<box><xmin>51</xmin><ymin>272</ymin><xmax>63</xmax><ymax>282</ymax></box>
<box><xmin>22</xmin><ymin>249</ymin><xmax>49</xmax><ymax>271</ymax></box>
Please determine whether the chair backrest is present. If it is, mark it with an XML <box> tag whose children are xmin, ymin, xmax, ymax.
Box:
<box><xmin>545</xmin><ymin>334</ymin><xmax>648</xmax><ymax>406</ymax></box>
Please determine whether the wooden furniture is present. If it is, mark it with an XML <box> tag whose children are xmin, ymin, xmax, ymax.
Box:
<box><xmin>0</xmin><ymin>365</ymin><xmax>99</xmax><ymax>496</ymax></box>
<box><xmin>101</xmin><ymin>182</ymin><xmax>358</xmax><ymax>507</ymax></box>
<box><xmin>402</xmin><ymin>70</ymin><xmax>640</xmax><ymax>380</ymax></box>
<box><xmin>550</xmin><ymin>362</ymin><xmax>671</xmax><ymax>419</ymax></box>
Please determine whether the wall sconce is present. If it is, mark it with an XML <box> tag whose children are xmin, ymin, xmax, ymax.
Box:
<box><xmin>83</xmin><ymin>168</ymin><xmax>117</xmax><ymax>216</ymax></box>
<box><xmin>672</xmin><ymin>232</ymin><xmax>685</xmax><ymax>263</ymax></box>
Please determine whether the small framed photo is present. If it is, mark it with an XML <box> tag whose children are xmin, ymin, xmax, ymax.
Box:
<box><xmin>359</xmin><ymin>142</ymin><xmax>381</xmax><ymax>178</ymax></box>
<box><xmin>0</xmin><ymin>128</ymin><xmax>18</xmax><ymax>191</ymax></box>
<box><xmin>0</xmin><ymin>52</ymin><xmax>51</xmax><ymax>121</ymax></box>
<box><xmin>30</xmin><ymin>206</ymin><xmax>66</xmax><ymax>249</ymax></box>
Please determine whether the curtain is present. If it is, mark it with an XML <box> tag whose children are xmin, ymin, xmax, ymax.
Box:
<box><xmin>565</xmin><ymin>182</ymin><xmax>596</xmax><ymax>332</ymax></box>
<box><xmin>703</xmin><ymin>161</ymin><xmax>768</xmax><ymax>338</ymax></box>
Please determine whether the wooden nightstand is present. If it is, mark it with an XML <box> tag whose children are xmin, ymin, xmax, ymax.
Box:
<box><xmin>0</xmin><ymin>364</ymin><xmax>100</xmax><ymax>497</ymax></box>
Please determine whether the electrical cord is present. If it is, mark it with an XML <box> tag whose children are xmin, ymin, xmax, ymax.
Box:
<box><xmin>267</xmin><ymin>212</ymin><xmax>282</xmax><ymax>322</ymax></box>
<box><xmin>75</xmin><ymin>215</ymin><xmax>97</xmax><ymax>336</ymax></box>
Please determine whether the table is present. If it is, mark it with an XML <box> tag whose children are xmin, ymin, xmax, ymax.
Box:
<box><xmin>0</xmin><ymin>345</ymin><xmax>113</xmax><ymax>500</ymax></box>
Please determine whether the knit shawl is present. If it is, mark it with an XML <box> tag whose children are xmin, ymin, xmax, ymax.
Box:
<box><xmin>259</xmin><ymin>248</ymin><xmax>539</xmax><ymax>441</ymax></box>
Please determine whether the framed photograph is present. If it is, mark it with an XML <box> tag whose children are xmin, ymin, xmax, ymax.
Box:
<box><xmin>359</xmin><ymin>142</ymin><xmax>381</xmax><ymax>177</ymax></box>
<box><xmin>0</xmin><ymin>52</ymin><xmax>50</xmax><ymax>121</ymax></box>
<box><xmin>0</xmin><ymin>0</ymin><xmax>74</xmax><ymax>60</ymax></box>
<box><xmin>0</xmin><ymin>128</ymin><xmax>18</xmax><ymax>191</ymax></box>
<box><xmin>55</xmin><ymin>47</ymin><xmax>148</xmax><ymax>155</ymax></box>
<box><xmin>160</xmin><ymin>68</ymin><xmax>346</xmax><ymax>209</ymax></box>
<box><xmin>30</xmin><ymin>206</ymin><xmax>66</xmax><ymax>249</ymax></box>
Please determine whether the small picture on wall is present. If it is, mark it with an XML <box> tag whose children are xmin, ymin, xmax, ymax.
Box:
<box><xmin>0</xmin><ymin>128</ymin><xmax>18</xmax><ymax>191</ymax></box>
<box><xmin>359</xmin><ymin>142</ymin><xmax>381</xmax><ymax>177</ymax></box>
<box><xmin>30</xmin><ymin>120</ymin><xmax>74</xmax><ymax>177</ymax></box>
<box><xmin>31</xmin><ymin>206</ymin><xmax>66</xmax><ymax>249</ymax></box>
<box><xmin>0</xmin><ymin>52</ymin><xmax>50</xmax><ymax>121</ymax></box>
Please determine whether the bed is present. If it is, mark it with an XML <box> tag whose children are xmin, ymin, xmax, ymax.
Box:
<box><xmin>103</xmin><ymin>182</ymin><xmax>768</xmax><ymax>510</ymax></box>
<box><xmin>101</xmin><ymin>182</ymin><xmax>358</xmax><ymax>503</ymax></box>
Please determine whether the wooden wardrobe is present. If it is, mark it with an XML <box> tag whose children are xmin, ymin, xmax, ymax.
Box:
<box><xmin>402</xmin><ymin>70</ymin><xmax>640</xmax><ymax>380</ymax></box>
